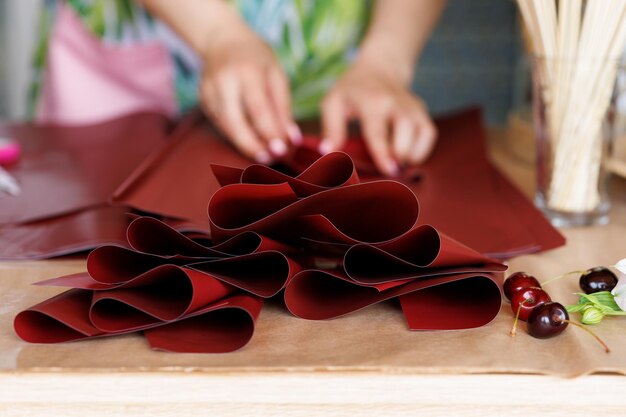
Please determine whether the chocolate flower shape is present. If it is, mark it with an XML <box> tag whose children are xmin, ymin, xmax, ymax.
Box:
<box><xmin>16</xmin><ymin>150</ymin><xmax>506</xmax><ymax>352</ymax></box>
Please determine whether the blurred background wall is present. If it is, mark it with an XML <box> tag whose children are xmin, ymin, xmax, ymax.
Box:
<box><xmin>0</xmin><ymin>0</ymin><xmax>41</xmax><ymax>120</ymax></box>
<box><xmin>414</xmin><ymin>0</ymin><xmax>523</xmax><ymax>125</ymax></box>
<box><xmin>0</xmin><ymin>0</ymin><xmax>522</xmax><ymax>124</ymax></box>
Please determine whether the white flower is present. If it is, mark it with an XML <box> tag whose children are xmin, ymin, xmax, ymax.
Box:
<box><xmin>612</xmin><ymin>273</ymin><xmax>626</xmax><ymax>311</ymax></box>
<box><xmin>616</xmin><ymin>258</ymin><xmax>626</xmax><ymax>275</ymax></box>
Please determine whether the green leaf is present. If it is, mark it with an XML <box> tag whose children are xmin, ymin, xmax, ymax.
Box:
<box><xmin>569</xmin><ymin>292</ymin><xmax>626</xmax><ymax>317</ymax></box>
<box><xmin>566</xmin><ymin>303</ymin><xmax>588</xmax><ymax>313</ymax></box>
<box><xmin>577</xmin><ymin>292</ymin><xmax>621</xmax><ymax>312</ymax></box>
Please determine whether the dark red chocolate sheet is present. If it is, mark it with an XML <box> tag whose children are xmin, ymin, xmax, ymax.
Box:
<box><xmin>0</xmin><ymin>112</ymin><xmax>170</xmax><ymax>225</ymax></box>
<box><xmin>0</xmin><ymin>108</ymin><xmax>563</xmax><ymax>260</ymax></box>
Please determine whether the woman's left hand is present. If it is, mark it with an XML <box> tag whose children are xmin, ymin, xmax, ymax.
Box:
<box><xmin>320</xmin><ymin>55</ymin><xmax>437</xmax><ymax>177</ymax></box>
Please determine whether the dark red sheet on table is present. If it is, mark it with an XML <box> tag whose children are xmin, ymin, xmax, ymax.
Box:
<box><xmin>0</xmin><ymin>205</ymin><xmax>209</xmax><ymax>260</ymax></box>
<box><xmin>112</xmin><ymin>108</ymin><xmax>564</xmax><ymax>259</ymax></box>
<box><xmin>0</xmin><ymin>112</ymin><xmax>170</xmax><ymax>224</ymax></box>
<box><xmin>0</xmin><ymin>113</ymin><xmax>171</xmax><ymax>260</ymax></box>
<box><xmin>0</xmin><ymin>206</ymin><xmax>129</xmax><ymax>260</ymax></box>
<box><xmin>16</xmin><ymin>152</ymin><xmax>506</xmax><ymax>352</ymax></box>
<box><xmin>0</xmin><ymin>108</ymin><xmax>563</xmax><ymax>260</ymax></box>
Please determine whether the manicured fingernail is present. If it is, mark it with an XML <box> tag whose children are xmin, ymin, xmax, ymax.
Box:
<box><xmin>287</xmin><ymin>123</ymin><xmax>303</xmax><ymax>145</ymax></box>
<box><xmin>269</xmin><ymin>138</ymin><xmax>287</xmax><ymax>156</ymax></box>
<box><xmin>318</xmin><ymin>139</ymin><xmax>333</xmax><ymax>155</ymax></box>
<box><xmin>255</xmin><ymin>150</ymin><xmax>272</xmax><ymax>164</ymax></box>
<box><xmin>385</xmin><ymin>160</ymin><xmax>400</xmax><ymax>177</ymax></box>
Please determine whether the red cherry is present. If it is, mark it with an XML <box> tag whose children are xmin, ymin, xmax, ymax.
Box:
<box><xmin>526</xmin><ymin>302</ymin><xmax>611</xmax><ymax>352</ymax></box>
<box><xmin>579</xmin><ymin>267</ymin><xmax>618</xmax><ymax>294</ymax></box>
<box><xmin>510</xmin><ymin>287</ymin><xmax>551</xmax><ymax>322</ymax></box>
<box><xmin>527</xmin><ymin>302</ymin><xmax>569</xmax><ymax>339</ymax></box>
<box><xmin>503</xmin><ymin>272</ymin><xmax>541</xmax><ymax>301</ymax></box>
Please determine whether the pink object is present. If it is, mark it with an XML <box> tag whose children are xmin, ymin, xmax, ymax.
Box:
<box><xmin>37</xmin><ymin>4</ymin><xmax>176</xmax><ymax>125</ymax></box>
<box><xmin>0</xmin><ymin>138</ymin><xmax>21</xmax><ymax>165</ymax></box>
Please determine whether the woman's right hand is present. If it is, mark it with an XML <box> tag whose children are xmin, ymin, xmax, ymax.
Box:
<box><xmin>198</xmin><ymin>20</ymin><xmax>299</xmax><ymax>164</ymax></box>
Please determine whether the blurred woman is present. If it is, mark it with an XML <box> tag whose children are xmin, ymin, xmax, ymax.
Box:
<box><xmin>30</xmin><ymin>0</ymin><xmax>446</xmax><ymax>175</ymax></box>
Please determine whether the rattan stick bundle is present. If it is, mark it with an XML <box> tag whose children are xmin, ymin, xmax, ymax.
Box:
<box><xmin>517</xmin><ymin>0</ymin><xmax>626</xmax><ymax>213</ymax></box>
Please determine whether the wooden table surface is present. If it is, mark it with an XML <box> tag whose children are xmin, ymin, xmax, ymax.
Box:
<box><xmin>2</xmin><ymin>132</ymin><xmax>626</xmax><ymax>416</ymax></box>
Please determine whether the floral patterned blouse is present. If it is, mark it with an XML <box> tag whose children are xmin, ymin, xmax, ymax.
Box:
<box><xmin>30</xmin><ymin>0</ymin><xmax>370</xmax><ymax>119</ymax></box>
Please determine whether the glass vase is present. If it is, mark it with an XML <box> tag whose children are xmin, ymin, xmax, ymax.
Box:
<box><xmin>532</xmin><ymin>57</ymin><xmax>621</xmax><ymax>227</ymax></box>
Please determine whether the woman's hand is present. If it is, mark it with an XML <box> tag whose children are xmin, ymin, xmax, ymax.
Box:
<box><xmin>139</xmin><ymin>0</ymin><xmax>300</xmax><ymax>163</ymax></box>
<box><xmin>199</xmin><ymin>23</ymin><xmax>300</xmax><ymax>163</ymax></box>
<box><xmin>320</xmin><ymin>56</ymin><xmax>437</xmax><ymax>177</ymax></box>
<box><xmin>319</xmin><ymin>0</ymin><xmax>445</xmax><ymax>176</ymax></box>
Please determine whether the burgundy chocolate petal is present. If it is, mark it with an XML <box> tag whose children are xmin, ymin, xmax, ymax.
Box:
<box><xmin>188</xmin><ymin>251</ymin><xmax>299</xmax><ymax>298</ymax></box>
<box><xmin>126</xmin><ymin>217</ymin><xmax>220</xmax><ymax>257</ymax></box>
<box><xmin>209</xmin><ymin>180</ymin><xmax>419</xmax><ymax>245</ymax></box>
<box><xmin>14</xmin><ymin>289</ymin><xmax>102</xmax><ymax>343</ymax></box>
<box><xmin>239</xmin><ymin>152</ymin><xmax>358</xmax><ymax>196</ymax></box>
<box><xmin>210</xmin><ymin>164</ymin><xmax>244</xmax><ymax>187</ymax></box>
<box><xmin>399</xmin><ymin>276</ymin><xmax>502</xmax><ymax>330</ymax></box>
<box><xmin>344</xmin><ymin>226</ymin><xmax>506</xmax><ymax>285</ymax></box>
<box><xmin>88</xmin><ymin>266</ymin><xmax>235</xmax><ymax>332</ymax></box>
<box><xmin>87</xmin><ymin>245</ymin><xmax>170</xmax><ymax>284</ymax></box>
<box><xmin>144</xmin><ymin>294</ymin><xmax>263</xmax><ymax>353</ymax></box>
<box><xmin>284</xmin><ymin>268</ymin><xmax>502</xmax><ymax>330</ymax></box>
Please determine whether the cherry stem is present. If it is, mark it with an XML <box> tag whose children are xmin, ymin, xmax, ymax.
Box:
<box><xmin>510</xmin><ymin>298</ymin><xmax>531</xmax><ymax>337</ymax></box>
<box><xmin>540</xmin><ymin>270</ymin><xmax>586</xmax><ymax>287</ymax></box>
<box><xmin>560</xmin><ymin>319</ymin><xmax>611</xmax><ymax>354</ymax></box>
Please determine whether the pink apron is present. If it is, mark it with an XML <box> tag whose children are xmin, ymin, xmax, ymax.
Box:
<box><xmin>37</xmin><ymin>4</ymin><xmax>177</xmax><ymax>125</ymax></box>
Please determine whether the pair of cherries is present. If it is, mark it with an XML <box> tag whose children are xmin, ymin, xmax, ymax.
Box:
<box><xmin>503</xmin><ymin>268</ymin><xmax>615</xmax><ymax>351</ymax></box>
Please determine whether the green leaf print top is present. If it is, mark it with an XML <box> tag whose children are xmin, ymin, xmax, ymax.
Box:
<box><xmin>30</xmin><ymin>0</ymin><xmax>371</xmax><ymax>119</ymax></box>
